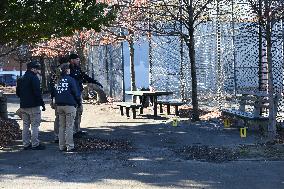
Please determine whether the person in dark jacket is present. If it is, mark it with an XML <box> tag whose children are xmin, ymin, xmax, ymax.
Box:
<box><xmin>16</xmin><ymin>60</ymin><xmax>46</xmax><ymax>150</ymax></box>
<box><xmin>54</xmin><ymin>62</ymin><xmax>81</xmax><ymax>152</ymax></box>
<box><xmin>69</xmin><ymin>53</ymin><xmax>103</xmax><ymax>137</ymax></box>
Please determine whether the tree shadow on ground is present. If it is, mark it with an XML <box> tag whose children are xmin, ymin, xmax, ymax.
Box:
<box><xmin>0</xmin><ymin>121</ymin><xmax>281</xmax><ymax>188</ymax></box>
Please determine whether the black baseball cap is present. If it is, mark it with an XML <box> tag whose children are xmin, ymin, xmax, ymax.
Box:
<box><xmin>69</xmin><ymin>53</ymin><xmax>79</xmax><ymax>60</ymax></box>
<box><xmin>27</xmin><ymin>60</ymin><xmax>41</xmax><ymax>70</ymax></box>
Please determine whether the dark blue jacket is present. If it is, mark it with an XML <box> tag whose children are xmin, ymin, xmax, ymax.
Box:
<box><xmin>53</xmin><ymin>74</ymin><xmax>81</xmax><ymax>107</ymax></box>
<box><xmin>69</xmin><ymin>64</ymin><xmax>102</xmax><ymax>94</ymax></box>
<box><xmin>16</xmin><ymin>70</ymin><xmax>44</xmax><ymax>108</ymax></box>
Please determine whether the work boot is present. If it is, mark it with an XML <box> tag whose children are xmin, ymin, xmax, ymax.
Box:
<box><xmin>66</xmin><ymin>147</ymin><xmax>76</xmax><ymax>153</ymax></box>
<box><xmin>23</xmin><ymin>144</ymin><xmax>32</xmax><ymax>150</ymax></box>
<box><xmin>32</xmin><ymin>143</ymin><xmax>46</xmax><ymax>150</ymax></box>
<box><xmin>73</xmin><ymin>131</ymin><xmax>87</xmax><ymax>138</ymax></box>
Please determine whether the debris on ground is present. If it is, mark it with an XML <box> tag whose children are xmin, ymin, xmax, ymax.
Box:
<box><xmin>238</xmin><ymin>143</ymin><xmax>284</xmax><ymax>160</ymax></box>
<box><xmin>176</xmin><ymin>145</ymin><xmax>239</xmax><ymax>163</ymax></box>
<box><xmin>200</xmin><ymin>110</ymin><xmax>222</xmax><ymax>120</ymax></box>
<box><xmin>177</xmin><ymin>143</ymin><xmax>284</xmax><ymax>163</ymax></box>
<box><xmin>179</xmin><ymin>106</ymin><xmax>227</xmax><ymax>122</ymax></box>
<box><xmin>179</xmin><ymin>105</ymin><xmax>210</xmax><ymax>118</ymax></box>
<box><xmin>75</xmin><ymin>137</ymin><xmax>133</xmax><ymax>152</ymax></box>
<box><xmin>0</xmin><ymin>118</ymin><xmax>22</xmax><ymax>149</ymax></box>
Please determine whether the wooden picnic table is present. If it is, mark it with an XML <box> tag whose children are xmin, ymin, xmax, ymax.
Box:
<box><xmin>125</xmin><ymin>91</ymin><xmax>173</xmax><ymax>117</ymax></box>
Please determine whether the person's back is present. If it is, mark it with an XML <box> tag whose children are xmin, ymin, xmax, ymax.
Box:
<box><xmin>55</xmin><ymin>74</ymin><xmax>80</xmax><ymax>106</ymax></box>
<box><xmin>17</xmin><ymin>70</ymin><xmax>44</xmax><ymax>108</ymax></box>
<box><xmin>54</xmin><ymin>63</ymin><xmax>80</xmax><ymax>152</ymax></box>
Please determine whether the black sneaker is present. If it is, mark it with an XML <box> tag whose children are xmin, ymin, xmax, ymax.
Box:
<box><xmin>78</xmin><ymin>130</ymin><xmax>87</xmax><ymax>134</ymax></box>
<box><xmin>23</xmin><ymin>144</ymin><xmax>32</xmax><ymax>150</ymax></box>
<box><xmin>73</xmin><ymin>131</ymin><xmax>87</xmax><ymax>138</ymax></box>
<box><xmin>32</xmin><ymin>144</ymin><xmax>46</xmax><ymax>150</ymax></box>
<box><xmin>66</xmin><ymin>148</ymin><xmax>76</xmax><ymax>153</ymax></box>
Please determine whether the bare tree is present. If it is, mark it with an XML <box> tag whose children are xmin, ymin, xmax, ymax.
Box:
<box><xmin>101</xmin><ymin>0</ymin><xmax>149</xmax><ymax>102</ymax></box>
<box><xmin>247</xmin><ymin>0</ymin><xmax>284</xmax><ymax>138</ymax></box>
<box><xmin>149</xmin><ymin>0</ymin><xmax>215</xmax><ymax>121</ymax></box>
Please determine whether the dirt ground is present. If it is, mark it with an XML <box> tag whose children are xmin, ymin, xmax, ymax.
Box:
<box><xmin>1</xmin><ymin>96</ymin><xmax>284</xmax><ymax>189</ymax></box>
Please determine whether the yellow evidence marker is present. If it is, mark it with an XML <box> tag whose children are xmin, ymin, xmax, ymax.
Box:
<box><xmin>172</xmin><ymin>117</ymin><xmax>178</xmax><ymax>127</ymax></box>
<box><xmin>240</xmin><ymin>127</ymin><xmax>247</xmax><ymax>138</ymax></box>
<box><xmin>224</xmin><ymin>118</ymin><xmax>231</xmax><ymax>128</ymax></box>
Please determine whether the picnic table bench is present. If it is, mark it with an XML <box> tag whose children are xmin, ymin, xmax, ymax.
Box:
<box><xmin>117</xmin><ymin>102</ymin><xmax>143</xmax><ymax>119</ymax></box>
<box><xmin>126</xmin><ymin>91</ymin><xmax>173</xmax><ymax>117</ymax></box>
<box><xmin>222</xmin><ymin>91</ymin><xmax>280</xmax><ymax>128</ymax></box>
<box><xmin>157</xmin><ymin>100</ymin><xmax>184</xmax><ymax>116</ymax></box>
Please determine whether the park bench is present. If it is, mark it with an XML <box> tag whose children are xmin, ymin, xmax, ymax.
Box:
<box><xmin>117</xmin><ymin>102</ymin><xmax>143</xmax><ymax>119</ymax></box>
<box><xmin>157</xmin><ymin>100</ymin><xmax>184</xmax><ymax>116</ymax></box>
<box><xmin>222</xmin><ymin>92</ymin><xmax>280</xmax><ymax>128</ymax></box>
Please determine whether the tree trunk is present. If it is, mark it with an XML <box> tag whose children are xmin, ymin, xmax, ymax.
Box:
<box><xmin>188</xmin><ymin>27</ymin><xmax>200</xmax><ymax>121</ymax></box>
<box><xmin>121</xmin><ymin>40</ymin><xmax>126</xmax><ymax>102</ymax></box>
<box><xmin>266</xmin><ymin>20</ymin><xmax>277</xmax><ymax>139</ymax></box>
<box><xmin>39</xmin><ymin>56</ymin><xmax>47</xmax><ymax>92</ymax></box>
<box><xmin>105</xmin><ymin>45</ymin><xmax>110</xmax><ymax>95</ymax></box>
<box><xmin>0</xmin><ymin>92</ymin><xmax>8</xmax><ymax>120</ymax></box>
<box><xmin>77</xmin><ymin>48</ymin><xmax>87</xmax><ymax>71</ymax></box>
<box><xmin>129</xmin><ymin>32</ymin><xmax>137</xmax><ymax>102</ymax></box>
<box><xmin>149</xmin><ymin>33</ymin><xmax>153</xmax><ymax>86</ymax></box>
<box><xmin>179</xmin><ymin>0</ymin><xmax>185</xmax><ymax>101</ymax></box>
<box><xmin>109</xmin><ymin>46</ymin><xmax>114</xmax><ymax>98</ymax></box>
<box><xmin>180</xmin><ymin>38</ymin><xmax>185</xmax><ymax>101</ymax></box>
<box><xmin>258</xmin><ymin>0</ymin><xmax>264</xmax><ymax>91</ymax></box>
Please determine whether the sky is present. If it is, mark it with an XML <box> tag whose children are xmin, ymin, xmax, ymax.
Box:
<box><xmin>123</xmin><ymin>39</ymin><xmax>149</xmax><ymax>90</ymax></box>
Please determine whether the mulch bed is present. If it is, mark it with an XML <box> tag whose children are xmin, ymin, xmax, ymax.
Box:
<box><xmin>179</xmin><ymin>105</ymin><xmax>226</xmax><ymax>121</ymax></box>
<box><xmin>75</xmin><ymin>137</ymin><xmax>133</xmax><ymax>152</ymax></box>
<box><xmin>179</xmin><ymin>105</ymin><xmax>211</xmax><ymax>119</ymax></box>
<box><xmin>176</xmin><ymin>145</ymin><xmax>239</xmax><ymax>163</ymax></box>
<box><xmin>177</xmin><ymin>143</ymin><xmax>284</xmax><ymax>163</ymax></box>
<box><xmin>0</xmin><ymin>118</ymin><xmax>22</xmax><ymax>149</ymax></box>
<box><xmin>238</xmin><ymin>143</ymin><xmax>284</xmax><ymax>160</ymax></box>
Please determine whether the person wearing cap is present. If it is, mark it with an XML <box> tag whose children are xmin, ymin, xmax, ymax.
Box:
<box><xmin>69</xmin><ymin>53</ymin><xmax>103</xmax><ymax>137</ymax></box>
<box><xmin>16</xmin><ymin>60</ymin><xmax>46</xmax><ymax>150</ymax></box>
<box><xmin>53</xmin><ymin>62</ymin><xmax>81</xmax><ymax>152</ymax></box>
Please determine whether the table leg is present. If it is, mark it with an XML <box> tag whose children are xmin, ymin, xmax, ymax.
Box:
<box><xmin>141</xmin><ymin>96</ymin><xmax>146</xmax><ymax>108</ymax></box>
<box><xmin>159</xmin><ymin>103</ymin><xmax>163</xmax><ymax>113</ymax></box>
<box><xmin>126</xmin><ymin>107</ymin><xmax>130</xmax><ymax>117</ymax></box>
<box><xmin>119</xmin><ymin>106</ymin><xmax>124</xmax><ymax>116</ymax></box>
<box><xmin>140</xmin><ymin>107</ymin><xmax>143</xmax><ymax>114</ymax></box>
<box><xmin>132</xmin><ymin>107</ymin><xmax>136</xmax><ymax>119</ymax></box>
<box><xmin>153</xmin><ymin>96</ymin><xmax>158</xmax><ymax>117</ymax></box>
<box><xmin>175</xmin><ymin>105</ymin><xmax>179</xmax><ymax>116</ymax></box>
<box><xmin>167</xmin><ymin>105</ymin><xmax>171</xmax><ymax>115</ymax></box>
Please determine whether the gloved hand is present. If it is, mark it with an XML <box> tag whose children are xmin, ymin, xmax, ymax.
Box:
<box><xmin>97</xmin><ymin>83</ymin><xmax>103</xmax><ymax>88</ymax></box>
<box><xmin>50</xmin><ymin>101</ymin><xmax>55</xmax><ymax>109</ymax></box>
<box><xmin>42</xmin><ymin>105</ymin><xmax>46</xmax><ymax>111</ymax></box>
